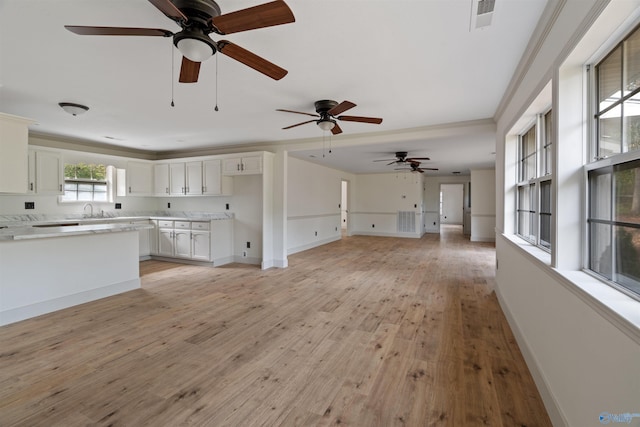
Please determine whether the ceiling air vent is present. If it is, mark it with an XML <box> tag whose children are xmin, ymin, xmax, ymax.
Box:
<box><xmin>470</xmin><ymin>0</ymin><xmax>495</xmax><ymax>30</ymax></box>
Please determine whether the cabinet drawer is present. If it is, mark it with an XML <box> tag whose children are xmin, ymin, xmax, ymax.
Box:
<box><xmin>158</xmin><ymin>220</ymin><xmax>173</xmax><ymax>228</ymax></box>
<box><xmin>174</xmin><ymin>221</ymin><xmax>191</xmax><ymax>229</ymax></box>
<box><xmin>191</xmin><ymin>221</ymin><xmax>210</xmax><ymax>231</ymax></box>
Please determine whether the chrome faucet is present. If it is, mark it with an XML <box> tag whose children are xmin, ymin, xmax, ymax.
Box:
<box><xmin>83</xmin><ymin>203</ymin><xmax>94</xmax><ymax>218</ymax></box>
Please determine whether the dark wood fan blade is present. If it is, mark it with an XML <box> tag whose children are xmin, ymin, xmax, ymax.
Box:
<box><xmin>337</xmin><ymin>115</ymin><xmax>383</xmax><ymax>124</ymax></box>
<box><xmin>179</xmin><ymin>57</ymin><xmax>201</xmax><ymax>83</ymax></box>
<box><xmin>331</xmin><ymin>122</ymin><xmax>343</xmax><ymax>135</ymax></box>
<box><xmin>420</xmin><ymin>168</ymin><xmax>439</xmax><ymax>170</ymax></box>
<box><xmin>328</xmin><ymin>101</ymin><xmax>356</xmax><ymax>116</ymax></box>
<box><xmin>373</xmin><ymin>159</ymin><xmax>396</xmax><ymax>162</ymax></box>
<box><xmin>212</xmin><ymin>1</ymin><xmax>295</xmax><ymax>35</ymax></box>
<box><xmin>406</xmin><ymin>157</ymin><xmax>431</xmax><ymax>161</ymax></box>
<box><xmin>65</xmin><ymin>26</ymin><xmax>173</xmax><ymax>37</ymax></box>
<box><xmin>283</xmin><ymin>120</ymin><xmax>316</xmax><ymax>130</ymax></box>
<box><xmin>148</xmin><ymin>0</ymin><xmax>187</xmax><ymax>21</ymax></box>
<box><xmin>218</xmin><ymin>40</ymin><xmax>287</xmax><ymax>80</ymax></box>
<box><xmin>276</xmin><ymin>109</ymin><xmax>319</xmax><ymax>118</ymax></box>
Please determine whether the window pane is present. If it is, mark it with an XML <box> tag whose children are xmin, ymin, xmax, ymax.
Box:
<box><xmin>599</xmin><ymin>105</ymin><xmax>622</xmax><ymax>157</ymax></box>
<box><xmin>517</xmin><ymin>185</ymin><xmax>530</xmax><ymax>237</ymax></box>
<box><xmin>540</xmin><ymin>181</ymin><xmax>552</xmax><ymax>249</ymax></box>
<box><xmin>624</xmin><ymin>28</ymin><xmax>640</xmax><ymax>96</ymax></box>
<box><xmin>614</xmin><ymin>226</ymin><xmax>640</xmax><ymax>296</ymax></box>
<box><xmin>589</xmin><ymin>171</ymin><xmax>612</xmax><ymax>220</ymax></box>
<box><xmin>75</xmin><ymin>163</ymin><xmax>91</xmax><ymax>179</ymax></box>
<box><xmin>64</xmin><ymin>164</ymin><xmax>77</xmax><ymax>179</ymax></box>
<box><xmin>62</xmin><ymin>191</ymin><xmax>77</xmax><ymax>201</ymax></box>
<box><xmin>590</xmin><ymin>222</ymin><xmax>613</xmax><ymax>280</ymax></box>
<box><xmin>615</xmin><ymin>160</ymin><xmax>640</xmax><ymax>224</ymax></box>
<box><xmin>77</xmin><ymin>192</ymin><xmax>92</xmax><ymax>201</ymax></box>
<box><xmin>93</xmin><ymin>192</ymin><xmax>108</xmax><ymax>202</ymax></box>
<box><xmin>623</xmin><ymin>96</ymin><xmax>640</xmax><ymax>152</ymax></box>
<box><xmin>598</xmin><ymin>46</ymin><xmax>622</xmax><ymax>112</ymax></box>
<box><xmin>543</xmin><ymin>111</ymin><xmax>553</xmax><ymax>175</ymax></box>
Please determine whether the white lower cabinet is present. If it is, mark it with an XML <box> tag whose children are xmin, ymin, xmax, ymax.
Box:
<box><xmin>153</xmin><ymin>220</ymin><xmax>212</xmax><ymax>262</ymax></box>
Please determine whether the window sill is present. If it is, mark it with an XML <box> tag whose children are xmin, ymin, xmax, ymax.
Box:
<box><xmin>500</xmin><ymin>233</ymin><xmax>640</xmax><ymax>345</ymax></box>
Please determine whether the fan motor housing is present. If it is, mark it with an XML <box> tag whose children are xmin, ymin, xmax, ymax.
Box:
<box><xmin>173</xmin><ymin>0</ymin><xmax>221</xmax><ymax>26</ymax></box>
<box><xmin>314</xmin><ymin>100</ymin><xmax>338</xmax><ymax>114</ymax></box>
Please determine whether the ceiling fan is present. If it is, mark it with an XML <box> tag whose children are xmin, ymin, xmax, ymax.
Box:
<box><xmin>395</xmin><ymin>161</ymin><xmax>439</xmax><ymax>174</ymax></box>
<box><xmin>374</xmin><ymin>151</ymin><xmax>431</xmax><ymax>165</ymax></box>
<box><xmin>277</xmin><ymin>100</ymin><xmax>383</xmax><ymax>135</ymax></box>
<box><xmin>64</xmin><ymin>0</ymin><xmax>295</xmax><ymax>83</ymax></box>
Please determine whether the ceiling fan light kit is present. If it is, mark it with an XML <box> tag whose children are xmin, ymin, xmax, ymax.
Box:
<box><xmin>317</xmin><ymin>120</ymin><xmax>336</xmax><ymax>131</ymax></box>
<box><xmin>59</xmin><ymin>102</ymin><xmax>89</xmax><ymax>116</ymax></box>
<box><xmin>174</xmin><ymin>30</ymin><xmax>217</xmax><ymax>62</ymax></box>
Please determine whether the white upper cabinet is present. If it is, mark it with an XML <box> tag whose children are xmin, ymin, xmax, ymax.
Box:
<box><xmin>169</xmin><ymin>163</ymin><xmax>186</xmax><ymax>195</ymax></box>
<box><xmin>0</xmin><ymin>113</ymin><xmax>34</xmax><ymax>194</ymax></box>
<box><xmin>126</xmin><ymin>161</ymin><xmax>153</xmax><ymax>196</ymax></box>
<box><xmin>223</xmin><ymin>155</ymin><xmax>262</xmax><ymax>175</ymax></box>
<box><xmin>202</xmin><ymin>159</ymin><xmax>232</xmax><ymax>195</ymax></box>
<box><xmin>26</xmin><ymin>149</ymin><xmax>63</xmax><ymax>195</ymax></box>
<box><xmin>154</xmin><ymin>163</ymin><xmax>170</xmax><ymax>196</ymax></box>
<box><xmin>185</xmin><ymin>161</ymin><xmax>202</xmax><ymax>195</ymax></box>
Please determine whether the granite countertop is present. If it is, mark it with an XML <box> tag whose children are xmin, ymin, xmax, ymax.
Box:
<box><xmin>0</xmin><ymin>211</ymin><xmax>234</xmax><ymax>228</ymax></box>
<box><xmin>0</xmin><ymin>222</ymin><xmax>154</xmax><ymax>241</ymax></box>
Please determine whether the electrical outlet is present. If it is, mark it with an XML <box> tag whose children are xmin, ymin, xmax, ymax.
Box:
<box><xmin>242</xmin><ymin>250</ymin><xmax>247</xmax><ymax>257</ymax></box>
<box><xmin>167</xmin><ymin>202</ymin><xmax>171</xmax><ymax>208</ymax></box>
<box><xmin>226</xmin><ymin>203</ymin><xmax>230</xmax><ymax>210</ymax></box>
<box><xmin>315</xmin><ymin>231</ymin><xmax>317</xmax><ymax>236</ymax></box>
<box><xmin>115</xmin><ymin>203</ymin><xmax>122</xmax><ymax>209</ymax></box>
<box><xmin>372</xmin><ymin>224</ymin><xmax>375</xmax><ymax>228</ymax></box>
<box><xmin>25</xmin><ymin>202</ymin><xmax>35</xmax><ymax>209</ymax></box>
<box><xmin>246</xmin><ymin>241</ymin><xmax>250</xmax><ymax>249</ymax></box>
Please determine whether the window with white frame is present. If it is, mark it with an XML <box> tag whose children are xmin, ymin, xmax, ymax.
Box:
<box><xmin>588</xmin><ymin>24</ymin><xmax>640</xmax><ymax>299</ymax></box>
<box><xmin>62</xmin><ymin>163</ymin><xmax>114</xmax><ymax>202</ymax></box>
<box><xmin>516</xmin><ymin>111</ymin><xmax>553</xmax><ymax>249</ymax></box>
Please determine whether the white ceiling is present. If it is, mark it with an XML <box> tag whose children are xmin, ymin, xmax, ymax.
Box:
<box><xmin>0</xmin><ymin>0</ymin><xmax>547</xmax><ymax>175</ymax></box>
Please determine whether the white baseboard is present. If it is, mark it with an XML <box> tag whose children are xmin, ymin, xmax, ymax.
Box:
<box><xmin>470</xmin><ymin>235</ymin><xmax>496</xmax><ymax>242</ymax></box>
<box><xmin>0</xmin><ymin>279</ymin><xmax>140</xmax><ymax>326</ymax></box>
<box><xmin>288</xmin><ymin>236</ymin><xmax>341</xmax><ymax>255</ymax></box>
<box><xmin>350</xmin><ymin>231</ymin><xmax>421</xmax><ymax>238</ymax></box>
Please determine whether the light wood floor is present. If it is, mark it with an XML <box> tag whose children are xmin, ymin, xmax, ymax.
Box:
<box><xmin>0</xmin><ymin>225</ymin><xmax>552</xmax><ymax>426</ymax></box>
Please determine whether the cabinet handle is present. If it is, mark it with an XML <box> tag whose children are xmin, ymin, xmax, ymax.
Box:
<box><xmin>59</xmin><ymin>184</ymin><xmax>62</xmax><ymax>192</ymax></box>
<box><xmin>30</xmin><ymin>183</ymin><xmax>33</xmax><ymax>191</ymax></box>
<box><xmin>166</xmin><ymin>187</ymin><xmax>169</xmax><ymax>194</ymax></box>
<box><xmin>202</xmin><ymin>186</ymin><xmax>205</xmax><ymax>193</ymax></box>
<box><xmin>129</xmin><ymin>186</ymin><xmax>132</xmax><ymax>193</ymax></box>
<box><xmin>237</xmin><ymin>164</ymin><xmax>240</xmax><ymax>171</ymax></box>
<box><xmin>241</xmin><ymin>163</ymin><xmax>244</xmax><ymax>171</ymax></box>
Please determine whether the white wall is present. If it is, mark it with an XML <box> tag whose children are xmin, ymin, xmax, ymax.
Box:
<box><xmin>350</xmin><ymin>172</ymin><xmax>423</xmax><ymax>237</ymax></box>
<box><xmin>470</xmin><ymin>168</ymin><xmax>495</xmax><ymax>242</ymax></box>
<box><xmin>287</xmin><ymin>157</ymin><xmax>350</xmax><ymax>254</ymax></box>
<box><xmin>494</xmin><ymin>1</ymin><xmax>640</xmax><ymax>425</ymax></box>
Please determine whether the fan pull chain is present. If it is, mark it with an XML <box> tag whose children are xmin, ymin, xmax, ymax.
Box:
<box><xmin>322</xmin><ymin>132</ymin><xmax>326</xmax><ymax>158</ymax></box>
<box><xmin>329</xmin><ymin>133</ymin><xmax>332</xmax><ymax>154</ymax></box>
<box><xmin>170</xmin><ymin>43</ymin><xmax>175</xmax><ymax>107</ymax></box>
<box><xmin>214</xmin><ymin>54</ymin><xmax>219</xmax><ymax>112</ymax></box>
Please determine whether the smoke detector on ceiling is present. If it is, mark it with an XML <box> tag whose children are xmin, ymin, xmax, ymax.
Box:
<box><xmin>470</xmin><ymin>0</ymin><xmax>496</xmax><ymax>31</ymax></box>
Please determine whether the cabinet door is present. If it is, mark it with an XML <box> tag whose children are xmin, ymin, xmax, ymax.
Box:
<box><xmin>158</xmin><ymin>229</ymin><xmax>174</xmax><ymax>256</ymax></box>
<box><xmin>202</xmin><ymin>159</ymin><xmax>222</xmax><ymax>195</ymax></box>
<box><xmin>185</xmin><ymin>161</ymin><xmax>202</xmax><ymax>195</ymax></box>
<box><xmin>241</xmin><ymin>156</ymin><xmax>262</xmax><ymax>174</ymax></box>
<box><xmin>191</xmin><ymin>231</ymin><xmax>211</xmax><ymax>261</ymax></box>
<box><xmin>35</xmin><ymin>150</ymin><xmax>63</xmax><ymax>195</ymax></box>
<box><xmin>154</xmin><ymin>163</ymin><xmax>170</xmax><ymax>196</ymax></box>
<box><xmin>223</xmin><ymin>158</ymin><xmax>242</xmax><ymax>175</ymax></box>
<box><xmin>174</xmin><ymin>230</ymin><xmax>191</xmax><ymax>258</ymax></box>
<box><xmin>132</xmin><ymin>220</ymin><xmax>150</xmax><ymax>257</ymax></box>
<box><xmin>0</xmin><ymin>113</ymin><xmax>31</xmax><ymax>194</ymax></box>
<box><xmin>127</xmin><ymin>161</ymin><xmax>153</xmax><ymax>195</ymax></box>
<box><xmin>149</xmin><ymin>220</ymin><xmax>159</xmax><ymax>255</ymax></box>
<box><xmin>170</xmin><ymin>163</ymin><xmax>186</xmax><ymax>195</ymax></box>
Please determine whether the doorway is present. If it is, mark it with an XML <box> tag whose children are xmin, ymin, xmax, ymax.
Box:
<box><xmin>440</xmin><ymin>183</ymin><xmax>464</xmax><ymax>226</ymax></box>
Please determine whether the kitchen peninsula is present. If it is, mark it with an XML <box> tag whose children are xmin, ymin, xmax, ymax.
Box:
<box><xmin>0</xmin><ymin>221</ymin><xmax>152</xmax><ymax>326</ymax></box>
